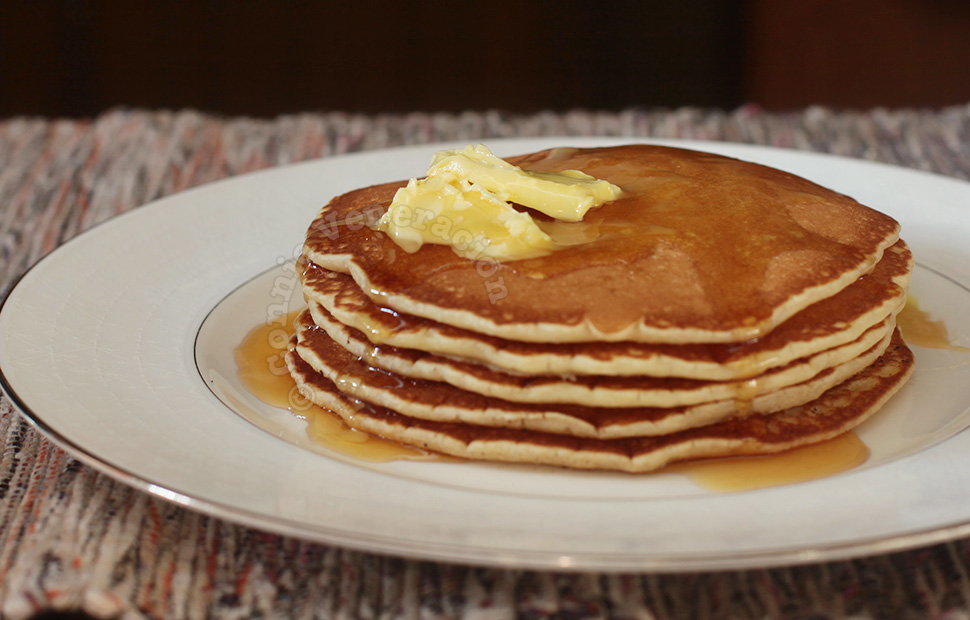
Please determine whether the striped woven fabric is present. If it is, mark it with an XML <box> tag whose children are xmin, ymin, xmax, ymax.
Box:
<box><xmin>2</xmin><ymin>106</ymin><xmax>970</xmax><ymax>619</ymax></box>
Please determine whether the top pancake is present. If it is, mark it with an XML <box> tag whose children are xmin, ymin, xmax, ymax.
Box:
<box><xmin>304</xmin><ymin>145</ymin><xmax>901</xmax><ymax>344</ymax></box>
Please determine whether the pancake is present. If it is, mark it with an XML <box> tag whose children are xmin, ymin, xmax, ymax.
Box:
<box><xmin>292</xmin><ymin>310</ymin><xmax>898</xmax><ymax>437</ymax></box>
<box><xmin>303</xmin><ymin>303</ymin><xmax>897</xmax><ymax>408</ymax></box>
<box><xmin>300</xmin><ymin>239</ymin><xmax>912</xmax><ymax>379</ymax></box>
<box><xmin>304</xmin><ymin>145</ymin><xmax>901</xmax><ymax>344</ymax></box>
<box><xmin>286</xmin><ymin>331</ymin><xmax>914</xmax><ymax>472</ymax></box>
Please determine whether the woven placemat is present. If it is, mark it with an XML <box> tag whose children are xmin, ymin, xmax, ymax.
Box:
<box><xmin>2</xmin><ymin>106</ymin><xmax>970</xmax><ymax>619</ymax></box>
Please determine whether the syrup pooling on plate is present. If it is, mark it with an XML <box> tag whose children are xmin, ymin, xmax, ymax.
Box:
<box><xmin>234</xmin><ymin>309</ymin><xmax>304</xmax><ymax>409</ymax></box>
<box><xmin>897</xmin><ymin>296</ymin><xmax>970</xmax><ymax>353</ymax></box>
<box><xmin>666</xmin><ymin>431</ymin><xmax>869</xmax><ymax>492</ymax></box>
<box><xmin>302</xmin><ymin>403</ymin><xmax>450</xmax><ymax>463</ymax></box>
<box><xmin>234</xmin><ymin>309</ymin><xmax>441</xmax><ymax>462</ymax></box>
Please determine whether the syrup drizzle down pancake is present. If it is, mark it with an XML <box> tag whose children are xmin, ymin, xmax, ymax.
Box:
<box><xmin>286</xmin><ymin>144</ymin><xmax>914</xmax><ymax>473</ymax></box>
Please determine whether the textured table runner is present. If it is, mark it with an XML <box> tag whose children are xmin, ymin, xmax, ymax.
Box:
<box><xmin>2</xmin><ymin>106</ymin><xmax>970</xmax><ymax>619</ymax></box>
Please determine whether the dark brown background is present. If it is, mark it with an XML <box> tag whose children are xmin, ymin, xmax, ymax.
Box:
<box><xmin>2</xmin><ymin>0</ymin><xmax>969</xmax><ymax>118</ymax></box>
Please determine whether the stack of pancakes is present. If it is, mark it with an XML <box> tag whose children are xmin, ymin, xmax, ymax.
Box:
<box><xmin>285</xmin><ymin>145</ymin><xmax>914</xmax><ymax>472</ymax></box>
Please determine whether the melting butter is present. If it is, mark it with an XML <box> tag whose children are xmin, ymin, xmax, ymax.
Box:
<box><xmin>377</xmin><ymin>172</ymin><xmax>558</xmax><ymax>261</ymax></box>
<box><xmin>376</xmin><ymin>144</ymin><xmax>622</xmax><ymax>261</ymax></box>
<box><xmin>428</xmin><ymin>144</ymin><xmax>623</xmax><ymax>221</ymax></box>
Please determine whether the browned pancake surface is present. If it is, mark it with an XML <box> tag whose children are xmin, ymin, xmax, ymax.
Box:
<box><xmin>304</xmin><ymin>145</ymin><xmax>901</xmax><ymax>342</ymax></box>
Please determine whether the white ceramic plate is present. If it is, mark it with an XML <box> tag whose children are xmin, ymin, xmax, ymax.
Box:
<box><xmin>3</xmin><ymin>138</ymin><xmax>970</xmax><ymax>572</ymax></box>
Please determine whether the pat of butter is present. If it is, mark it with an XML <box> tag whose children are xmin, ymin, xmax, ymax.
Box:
<box><xmin>378</xmin><ymin>172</ymin><xmax>558</xmax><ymax>261</ymax></box>
<box><xmin>428</xmin><ymin>144</ymin><xmax>622</xmax><ymax>222</ymax></box>
<box><xmin>377</xmin><ymin>144</ymin><xmax>621</xmax><ymax>261</ymax></box>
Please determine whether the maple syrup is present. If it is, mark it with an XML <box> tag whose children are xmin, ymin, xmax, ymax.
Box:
<box><xmin>234</xmin><ymin>308</ymin><xmax>441</xmax><ymax>462</ymax></box>
<box><xmin>234</xmin><ymin>309</ymin><xmax>302</xmax><ymax>409</ymax></box>
<box><xmin>897</xmin><ymin>296</ymin><xmax>970</xmax><ymax>352</ymax></box>
<box><xmin>666</xmin><ymin>432</ymin><xmax>869</xmax><ymax>492</ymax></box>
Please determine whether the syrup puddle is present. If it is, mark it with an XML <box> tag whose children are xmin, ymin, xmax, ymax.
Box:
<box><xmin>236</xmin><ymin>309</ymin><xmax>443</xmax><ymax>463</ymax></box>
<box><xmin>665</xmin><ymin>433</ymin><xmax>868</xmax><ymax>492</ymax></box>
<box><xmin>897</xmin><ymin>295</ymin><xmax>970</xmax><ymax>353</ymax></box>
